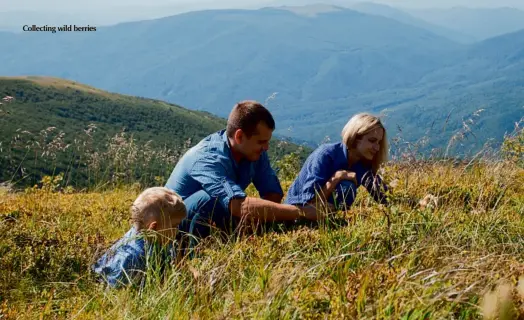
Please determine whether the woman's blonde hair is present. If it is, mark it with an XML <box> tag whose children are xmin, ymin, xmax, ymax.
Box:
<box><xmin>341</xmin><ymin>113</ymin><xmax>388</xmax><ymax>173</ymax></box>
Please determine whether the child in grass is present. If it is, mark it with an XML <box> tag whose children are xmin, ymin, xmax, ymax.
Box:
<box><xmin>92</xmin><ymin>187</ymin><xmax>187</xmax><ymax>288</ymax></box>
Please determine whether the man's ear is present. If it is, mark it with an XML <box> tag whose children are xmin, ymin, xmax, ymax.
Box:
<box><xmin>234</xmin><ymin>129</ymin><xmax>244</xmax><ymax>144</ymax></box>
<box><xmin>147</xmin><ymin>221</ymin><xmax>158</xmax><ymax>231</ymax></box>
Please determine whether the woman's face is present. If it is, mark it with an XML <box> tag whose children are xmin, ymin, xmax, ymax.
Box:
<box><xmin>354</xmin><ymin>127</ymin><xmax>384</xmax><ymax>161</ymax></box>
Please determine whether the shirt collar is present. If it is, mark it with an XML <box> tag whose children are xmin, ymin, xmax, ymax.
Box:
<box><xmin>221</xmin><ymin>130</ymin><xmax>239</xmax><ymax>170</ymax></box>
<box><xmin>341</xmin><ymin>142</ymin><xmax>348</xmax><ymax>163</ymax></box>
<box><xmin>336</xmin><ymin>142</ymin><xmax>349</xmax><ymax>169</ymax></box>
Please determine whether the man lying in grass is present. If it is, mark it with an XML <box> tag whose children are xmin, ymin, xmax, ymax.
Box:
<box><xmin>165</xmin><ymin>100</ymin><xmax>318</xmax><ymax>252</ymax></box>
<box><xmin>285</xmin><ymin>113</ymin><xmax>390</xmax><ymax>214</ymax></box>
<box><xmin>92</xmin><ymin>187</ymin><xmax>187</xmax><ymax>288</ymax></box>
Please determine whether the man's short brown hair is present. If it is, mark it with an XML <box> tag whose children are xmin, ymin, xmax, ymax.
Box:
<box><xmin>226</xmin><ymin>100</ymin><xmax>275</xmax><ymax>138</ymax></box>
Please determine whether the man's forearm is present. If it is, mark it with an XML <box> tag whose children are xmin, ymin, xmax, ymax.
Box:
<box><xmin>230</xmin><ymin>197</ymin><xmax>315</xmax><ymax>221</ymax></box>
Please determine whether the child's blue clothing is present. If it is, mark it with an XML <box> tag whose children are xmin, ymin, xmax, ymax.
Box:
<box><xmin>92</xmin><ymin>226</ymin><xmax>176</xmax><ymax>288</ymax></box>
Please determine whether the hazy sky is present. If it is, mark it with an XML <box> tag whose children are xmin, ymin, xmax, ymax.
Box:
<box><xmin>3</xmin><ymin>0</ymin><xmax>524</xmax><ymax>11</ymax></box>
<box><xmin>1</xmin><ymin>0</ymin><xmax>523</xmax><ymax>28</ymax></box>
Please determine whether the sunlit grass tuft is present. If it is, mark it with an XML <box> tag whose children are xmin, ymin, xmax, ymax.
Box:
<box><xmin>1</xmin><ymin>156</ymin><xmax>523</xmax><ymax>319</ymax></box>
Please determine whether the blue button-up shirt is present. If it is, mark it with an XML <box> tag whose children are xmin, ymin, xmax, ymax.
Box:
<box><xmin>165</xmin><ymin>130</ymin><xmax>283</xmax><ymax>212</ymax></box>
<box><xmin>92</xmin><ymin>227</ymin><xmax>176</xmax><ymax>288</ymax></box>
<box><xmin>284</xmin><ymin>142</ymin><xmax>388</xmax><ymax>209</ymax></box>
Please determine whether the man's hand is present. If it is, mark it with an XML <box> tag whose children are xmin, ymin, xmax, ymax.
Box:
<box><xmin>298</xmin><ymin>204</ymin><xmax>322</xmax><ymax>221</ymax></box>
<box><xmin>334</xmin><ymin>170</ymin><xmax>358</xmax><ymax>185</ymax></box>
<box><xmin>298</xmin><ymin>203</ymin><xmax>339</xmax><ymax>221</ymax></box>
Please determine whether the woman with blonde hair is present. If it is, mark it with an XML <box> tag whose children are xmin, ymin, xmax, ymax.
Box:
<box><xmin>284</xmin><ymin>113</ymin><xmax>390</xmax><ymax>215</ymax></box>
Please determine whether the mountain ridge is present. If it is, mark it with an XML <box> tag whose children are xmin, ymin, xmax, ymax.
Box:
<box><xmin>349</xmin><ymin>2</ymin><xmax>475</xmax><ymax>43</ymax></box>
<box><xmin>408</xmin><ymin>6</ymin><xmax>524</xmax><ymax>40</ymax></box>
<box><xmin>0</xmin><ymin>6</ymin><xmax>522</xmax><ymax>153</ymax></box>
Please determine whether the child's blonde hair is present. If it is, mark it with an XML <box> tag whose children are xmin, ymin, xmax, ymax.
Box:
<box><xmin>130</xmin><ymin>187</ymin><xmax>186</xmax><ymax>230</ymax></box>
<box><xmin>341</xmin><ymin>113</ymin><xmax>388</xmax><ymax>173</ymax></box>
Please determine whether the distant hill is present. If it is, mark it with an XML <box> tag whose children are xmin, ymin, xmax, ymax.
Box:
<box><xmin>0</xmin><ymin>77</ymin><xmax>308</xmax><ymax>188</ymax></box>
<box><xmin>0</xmin><ymin>7</ymin><xmax>460</xmax><ymax>104</ymax></box>
<box><xmin>350</xmin><ymin>2</ymin><xmax>475</xmax><ymax>43</ymax></box>
<box><xmin>408</xmin><ymin>6</ymin><xmax>524</xmax><ymax>41</ymax></box>
<box><xmin>0</xmin><ymin>6</ymin><xmax>522</xmax><ymax>155</ymax></box>
<box><xmin>468</xmin><ymin>28</ymin><xmax>524</xmax><ymax>62</ymax></box>
<box><xmin>0</xmin><ymin>7</ymin><xmax>461</xmax><ymax>139</ymax></box>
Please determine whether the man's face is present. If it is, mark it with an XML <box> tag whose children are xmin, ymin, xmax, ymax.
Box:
<box><xmin>354</xmin><ymin>127</ymin><xmax>384</xmax><ymax>161</ymax></box>
<box><xmin>237</xmin><ymin>122</ymin><xmax>273</xmax><ymax>162</ymax></box>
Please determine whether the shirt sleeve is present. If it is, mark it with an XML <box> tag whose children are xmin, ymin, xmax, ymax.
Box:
<box><xmin>190</xmin><ymin>154</ymin><xmax>247</xmax><ymax>212</ymax></box>
<box><xmin>299</xmin><ymin>150</ymin><xmax>334</xmax><ymax>203</ymax></box>
<box><xmin>253</xmin><ymin>151</ymin><xmax>284</xmax><ymax>198</ymax></box>
<box><xmin>92</xmin><ymin>228</ymin><xmax>146</xmax><ymax>288</ymax></box>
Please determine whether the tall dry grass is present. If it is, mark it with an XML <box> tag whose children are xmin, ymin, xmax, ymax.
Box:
<box><xmin>1</xmin><ymin>158</ymin><xmax>522</xmax><ymax>319</ymax></box>
<box><xmin>1</xmin><ymin>94</ymin><xmax>191</xmax><ymax>191</ymax></box>
<box><xmin>1</xmin><ymin>96</ymin><xmax>523</xmax><ymax>319</ymax></box>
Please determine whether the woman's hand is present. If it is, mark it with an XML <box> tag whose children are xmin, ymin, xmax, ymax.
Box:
<box><xmin>316</xmin><ymin>170</ymin><xmax>358</xmax><ymax>208</ymax></box>
<box><xmin>334</xmin><ymin>170</ymin><xmax>358</xmax><ymax>185</ymax></box>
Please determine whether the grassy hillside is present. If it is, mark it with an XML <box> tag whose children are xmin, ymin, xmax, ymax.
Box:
<box><xmin>0</xmin><ymin>75</ymin><xmax>522</xmax><ymax>319</ymax></box>
<box><xmin>1</xmin><ymin>155</ymin><xmax>523</xmax><ymax>319</ymax></box>
<box><xmin>0</xmin><ymin>77</ymin><xmax>308</xmax><ymax>189</ymax></box>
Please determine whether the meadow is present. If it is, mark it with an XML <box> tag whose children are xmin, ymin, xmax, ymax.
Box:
<box><xmin>1</xmin><ymin>96</ymin><xmax>523</xmax><ymax>318</ymax></box>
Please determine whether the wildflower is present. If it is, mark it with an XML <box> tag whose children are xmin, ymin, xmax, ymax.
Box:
<box><xmin>419</xmin><ymin>194</ymin><xmax>438</xmax><ymax>209</ymax></box>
